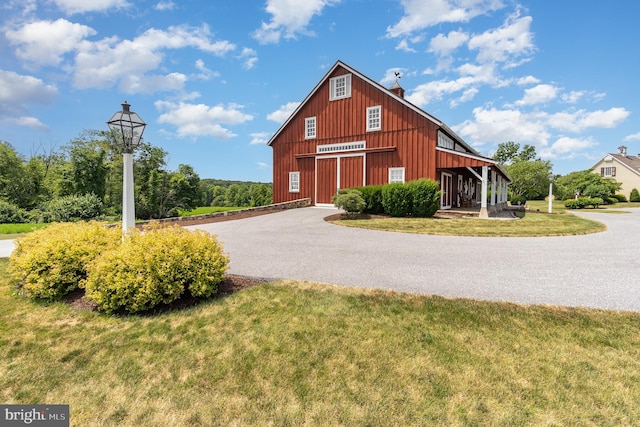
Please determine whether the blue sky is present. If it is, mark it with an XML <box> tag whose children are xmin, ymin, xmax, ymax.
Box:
<box><xmin>1</xmin><ymin>0</ymin><xmax>639</xmax><ymax>181</ymax></box>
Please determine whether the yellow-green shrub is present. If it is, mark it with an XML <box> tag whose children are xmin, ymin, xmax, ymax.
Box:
<box><xmin>8</xmin><ymin>222</ymin><xmax>121</xmax><ymax>300</ymax></box>
<box><xmin>85</xmin><ymin>224</ymin><xmax>229</xmax><ymax>313</ymax></box>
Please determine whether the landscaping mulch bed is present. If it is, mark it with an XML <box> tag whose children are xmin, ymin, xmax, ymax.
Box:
<box><xmin>62</xmin><ymin>274</ymin><xmax>269</xmax><ymax>314</ymax></box>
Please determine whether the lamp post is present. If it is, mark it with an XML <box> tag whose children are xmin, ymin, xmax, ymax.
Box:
<box><xmin>107</xmin><ymin>101</ymin><xmax>146</xmax><ymax>234</ymax></box>
<box><xmin>548</xmin><ymin>172</ymin><xmax>554</xmax><ymax>214</ymax></box>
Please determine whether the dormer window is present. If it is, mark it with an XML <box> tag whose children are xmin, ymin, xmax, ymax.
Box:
<box><xmin>330</xmin><ymin>74</ymin><xmax>352</xmax><ymax>101</ymax></box>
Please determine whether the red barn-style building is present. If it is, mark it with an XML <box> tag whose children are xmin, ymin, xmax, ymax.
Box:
<box><xmin>268</xmin><ymin>60</ymin><xmax>510</xmax><ymax>217</ymax></box>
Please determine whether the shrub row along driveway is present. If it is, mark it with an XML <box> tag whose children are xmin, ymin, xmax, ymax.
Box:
<box><xmin>189</xmin><ymin>207</ymin><xmax>640</xmax><ymax>312</ymax></box>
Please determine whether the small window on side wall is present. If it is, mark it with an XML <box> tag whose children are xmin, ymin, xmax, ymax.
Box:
<box><xmin>388</xmin><ymin>167</ymin><xmax>405</xmax><ymax>183</ymax></box>
<box><xmin>289</xmin><ymin>172</ymin><xmax>300</xmax><ymax>193</ymax></box>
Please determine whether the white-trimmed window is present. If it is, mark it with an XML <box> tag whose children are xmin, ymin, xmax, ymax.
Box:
<box><xmin>305</xmin><ymin>117</ymin><xmax>316</xmax><ymax>139</ymax></box>
<box><xmin>330</xmin><ymin>74</ymin><xmax>352</xmax><ymax>101</ymax></box>
<box><xmin>289</xmin><ymin>172</ymin><xmax>300</xmax><ymax>193</ymax></box>
<box><xmin>437</xmin><ymin>131</ymin><xmax>454</xmax><ymax>149</ymax></box>
<box><xmin>367</xmin><ymin>106</ymin><xmax>381</xmax><ymax>132</ymax></box>
<box><xmin>601</xmin><ymin>166</ymin><xmax>616</xmax><ymax>177</ymax></box>
<box><xmin>388</xmin><ymin>167</ymin><xmax>405</xmax><ymax>183</ymax></box>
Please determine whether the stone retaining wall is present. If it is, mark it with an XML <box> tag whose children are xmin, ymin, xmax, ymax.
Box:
<box><xmin>134</xmin><ymin>198</ymin><xmax>312</xmax><ymax>228</ymax></box>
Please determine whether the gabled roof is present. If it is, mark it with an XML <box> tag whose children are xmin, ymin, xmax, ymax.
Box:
<box><xmin>267</xmin><ymin>60</ymin><xmax>508</xmax><ymax>177</ymax></box>
<box><xmin>593</xmin><ymin>153</ymin><xmax>640</xmax><ymax>177</ymax></box>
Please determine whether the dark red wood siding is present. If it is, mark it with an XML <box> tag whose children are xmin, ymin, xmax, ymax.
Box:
<box><xmin>270</xmin><ymin>64</ymin><xmax>496</xmax><ymax>204</ymax></box>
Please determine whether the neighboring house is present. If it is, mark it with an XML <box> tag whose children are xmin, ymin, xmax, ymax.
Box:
<box><xmin>591</xmin><ymin>145</ymin><xmax>640</xmax><ymax>199</ymax></box>
<box><xmin>267</xmin><ymin>60</ymin><xmax>510</xmax><ymax>217</ymax></box>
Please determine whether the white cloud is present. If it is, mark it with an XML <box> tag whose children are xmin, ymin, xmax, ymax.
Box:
<box><xmin>547</xmin><ymin>108</ymin><xmax>630</xmax><ymax>133</ymax></box>
<box><xmin>73</xmin><ymin>25</ymin><xmax>235</xmax><ymax>93</ymax></box>
<box><xmin>0</xmin><ymin>70</ymin><xmax>57</xmax><ymax>130</ymax></box>
<box><xmin>454</xmin><ymin>107</ymin><xmax>551</xmax><ymax>147</ymax></box>
<box><xmin>623</xmin><ymin>132</ymin><xmax>640</xmax><ymax>142</ymax></box>
<box><xmin>51</xmin><ymin>0</ymin><xmax>130</xmax><ymax>14</ymax></box>
<box><xmin>267</xmin><ymin>101</ymin><xmax>300</xmax><ymax>123</ymax></box>
<box><xmin>154</xmin><ymin>1</ymin><xmax>175</xmax><ymax>11</ymax></box>
<box><xmin>387</xmin><ymin>0</ymin><xmax>504</xmax><ymax>38</ymax></box>
<box><xmin>253</xmin><ymin>0</ymin><xmax>340</xmax><ymax>44</ymax></box>
<box><xmin>238</xmin><ymin>47</ymin><xmax>258</xmax><ymax>70</ymax></box>
<box><xmin>516</xmin><ymin>75</ymin><xmax>540</xmax><ymax>85</ymax></box>
<box><xmin>428</xmin><ymin>30</ymin><xmax>469</xmax><ymax>56</ymax></box>
<box><xmin>395</xmin><ymin>39</ymin><xmax>417</xmax><ymax>53</ymax></box>
<box><xmin>257</xmin><ymin>162</ymin><xmax>270</xmax><ymax>169</ymax></box>
<box><xmin>515</xmin><ymin>84</ymin><xmax>558</xmax><ymax>106</ymax></box>
<box><xmin>468</xmin><ymin>13</ymin><xmax>535</xmax><ymax>65</ymax></box>
<box><xmin>0</xmin><ymin>69</ymin><xmax>57</xmax><ymax>112</ymax></box>
<box><xmin>1</xmin><ymin>116</ymin><xmax>50</xmax><ymax>131</ymax></box>
<box><xmin>250</xmin><ymin>132</ymin><xmax>271</xmax><ymax>145</ymax></box>
<box><xmin>539</xmin><ymin>136</ymin><xmax>597</xmax><ymax>159</ymax></box>
<box><xmin>5</xmin><ymin>19</ymin><xmax>96</xmax><ymax>67</ymax></box>
<box><xmin>193</xmin><ymin>59</ymin><xmax>219</xmax><ymax>81</ymax></box>
<box><xmin>155</xmin><ymin>100</ymin><xmax>253</xmax><ymax>139</ymax></box>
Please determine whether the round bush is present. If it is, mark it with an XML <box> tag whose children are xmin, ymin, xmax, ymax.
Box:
<box><xmin>614</xmin><ymin>194</ymin><xmax>627</xmax><ymax>203</ymax></box>
<box><xmin>332</xmin><ymin>190</ymin><xmax>366</xmax><ymax>216</ymax></box>
<box><xmin>39</xmin><ymin>193</ymin><xmax>103</xmax><ymax>223</ymax></box>
<box><xmin>354</xmin><ymin>185</ymin><xmax>384</xmax><ymax>214</ymax></box>
<box><xmin>8</xmin><ymin>222</ymin><xmax>121</xmax><ymax>300</ymax></box>
<box><xmin>630</xmin><ymin>188</ymin><xmax>640</xmax><ymax>202</ymax></box>
<box><xmin>85</xmin><ymin>224</ymin><xmax>229</xmax><ymax>313</ymax></box>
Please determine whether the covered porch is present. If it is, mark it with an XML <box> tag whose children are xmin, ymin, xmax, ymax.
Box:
<box><xmin>436</xmin><ymin>148</ymin><xmax>511</xmax><ymax>218</ymax></box>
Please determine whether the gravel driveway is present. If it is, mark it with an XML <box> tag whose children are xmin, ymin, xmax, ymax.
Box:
<box><xmin>189</xmin><ymin>207</ymin><xmax>640</xmax><ymax>312</ymax></box>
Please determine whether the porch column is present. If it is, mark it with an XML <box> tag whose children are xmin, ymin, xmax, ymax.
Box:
<box><xmin>490</xmin><ymin>169</ymin><xmax>497</xmax><ymax>210</ymax></box>
<box><xmin>479</xmin><ymin>166</ymin><xmax>489</xmax><ymax>218</ymax></box>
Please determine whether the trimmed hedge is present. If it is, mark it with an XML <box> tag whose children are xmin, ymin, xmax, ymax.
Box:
<box><xmin>85</xmin><ymin>224</ymin><xmax>229</xmax><ymax>313</ymax></box>
<box><xmin>631</xmin><ymin>188</ymin><xmax>640</xmax><ymax>202</ymax></box>
<box><xmin>353</xmin><ymin>185</ymin><xmax>384</xmax><ymax>214</ymax></box>
<box><xmin>564</xmin><ymin>197</ymin><xmax>604</xmax><ymax>209</ymax></box>
<box><xmin>381</xmin><ymin>182</ymin><xmax>413</xmax><ymax>217</ymax></box>
<box><xmin>408</xmin><ymin>179</ymin><xmax>441</xmax><ymax>217</ymax></box>
<box><xmin>8</xmin><ymin>222</ymin><xmax>121</xmax><ymax>300</ymax></box>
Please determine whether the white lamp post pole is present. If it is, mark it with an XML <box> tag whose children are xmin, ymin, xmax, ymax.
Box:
<box><xmin>107</xmin><ymin>101</ymin><xmax>146</xmax><ymax>235</ymax></box>
<box><xmin>548</xmin><ymin>173</ymin><xmax>554</xmax><ymax>214</ymax></box>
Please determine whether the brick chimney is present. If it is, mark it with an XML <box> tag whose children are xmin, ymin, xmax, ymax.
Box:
<box><xmin>389</xmin><ymin>80</ymin><xmax>405</xmax><ymax>99</ymax></box>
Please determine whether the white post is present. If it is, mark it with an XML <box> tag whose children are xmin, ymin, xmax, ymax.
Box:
<box><xmin>122</xmin><ymin>151</ymin><xmax>136</xmax><ymax>233</ymax></box>
<box><xmin>479</xmin><ymin>166</ymin><xmax>489</xmax><ymax>218</ymax></box>
<box><xmin>548</xmin><ymin>180</ymin><xmax>553</xmax><ymax>214</ymax></box>
<box><xmin>490</xmin><ymin>170</ymin><xmax>496</xmax><ymax>208</ymax></box>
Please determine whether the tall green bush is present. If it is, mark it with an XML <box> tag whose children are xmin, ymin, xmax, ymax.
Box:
<box><xmin>353</xmin><ymin>185</ymin><xmax>384</xmax><ymax>214</ymax></box>
<box><xmin>8</xmin><ymin>222</ymin><xmax>121</xmax><ymax>300</ymax></box>
<box><xmin>37</xmin><ymin>193</ymin><xmax>104</xmax><ymax>223</ymax></box>
<box><xmin>407</xmin><ymin>179</ymin><xmax>441</xmax><ymax>217</ymax></box>
<box><xmin>631</xmin><ymin>188</ymin><xmax>640</xmax><ymax>202</ymax></box>
<box><xmin>381</xmin><ymin>182</ymin><xmax>412</xmax><ymax>217</ymax></box>
<box><xmin>85</xmin><ymin>224</ymin><xmax>229</xmax><ymax>313</ymax></box>
<box><xmin>0</xmin><ymin>200</ymin><xmax>28</xmax><ymax>224</ymax></box>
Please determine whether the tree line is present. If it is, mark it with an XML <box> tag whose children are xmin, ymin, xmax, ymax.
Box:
<box><xmin>0</xmin><ymin>131</ymin><xmax>272</xmax><ymax>223</ymax></box>
<box><xmin>494</xmin><ymin>141</ymin><xmax>622</xmax><ymax>202</ymax></box>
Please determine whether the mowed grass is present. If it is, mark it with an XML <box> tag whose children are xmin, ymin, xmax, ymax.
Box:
<box><xmin>2</xmin><ymin>259</ymin><xmax>640</xmax><ymax>425</ymax></box>
<box><xmin>0</xmin><ymin>223</ymin><xmax>48</xmax><ymax>240</ymax></box>
<box><xmin>332</xmin><ymin>211</ymin><xmax>606</xmax><ymax>237</ymax></box>
<box><xmin>178</xmin><ymin>206</ymin><xmax>243</xmax><ymax>216</ymax></box>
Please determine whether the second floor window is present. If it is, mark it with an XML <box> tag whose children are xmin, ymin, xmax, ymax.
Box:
<box><xmin>305</xmin><ymin>117</ymin><xmax>316</xmax><ymax>139</ymax></box>
<box><xmin>367</xmin><ymin>106</ymin><xmax>381</xmax><ymax>131</ymax></box>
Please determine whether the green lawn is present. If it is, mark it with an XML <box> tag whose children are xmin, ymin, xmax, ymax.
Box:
<box><xmin>332</xmin><ymin>210</ymin><xmax>606</xmax><ymax>237</ymax></box>
<box><xmin>0</xmin><ymin>223</ymin><xmax>48</xmax><ymax>240</ymax></box>
<box><xmin>178</xmin><ymin>206</ymin><xmax>244</xmax><ymax>216</ymax></box>
<box><xmin>2</xmin><ymin>258</ymin><xmax>640</xmax><ymax>425</ymax></box>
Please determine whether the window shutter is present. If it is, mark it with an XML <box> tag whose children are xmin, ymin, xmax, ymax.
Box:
<box><xmin>601</xmin><ymin>167</ymin><xmax>604</xmax><ymax>177</ymax></box>
<box><xmin>612</xmin><ymin>167</ymin><xmax>616</xmax><ymax>177</ymax></box>
<box><xmin>345</xmin><ymin>74</ymin><xmax>352</xmax><ymax>98</ymax></box>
